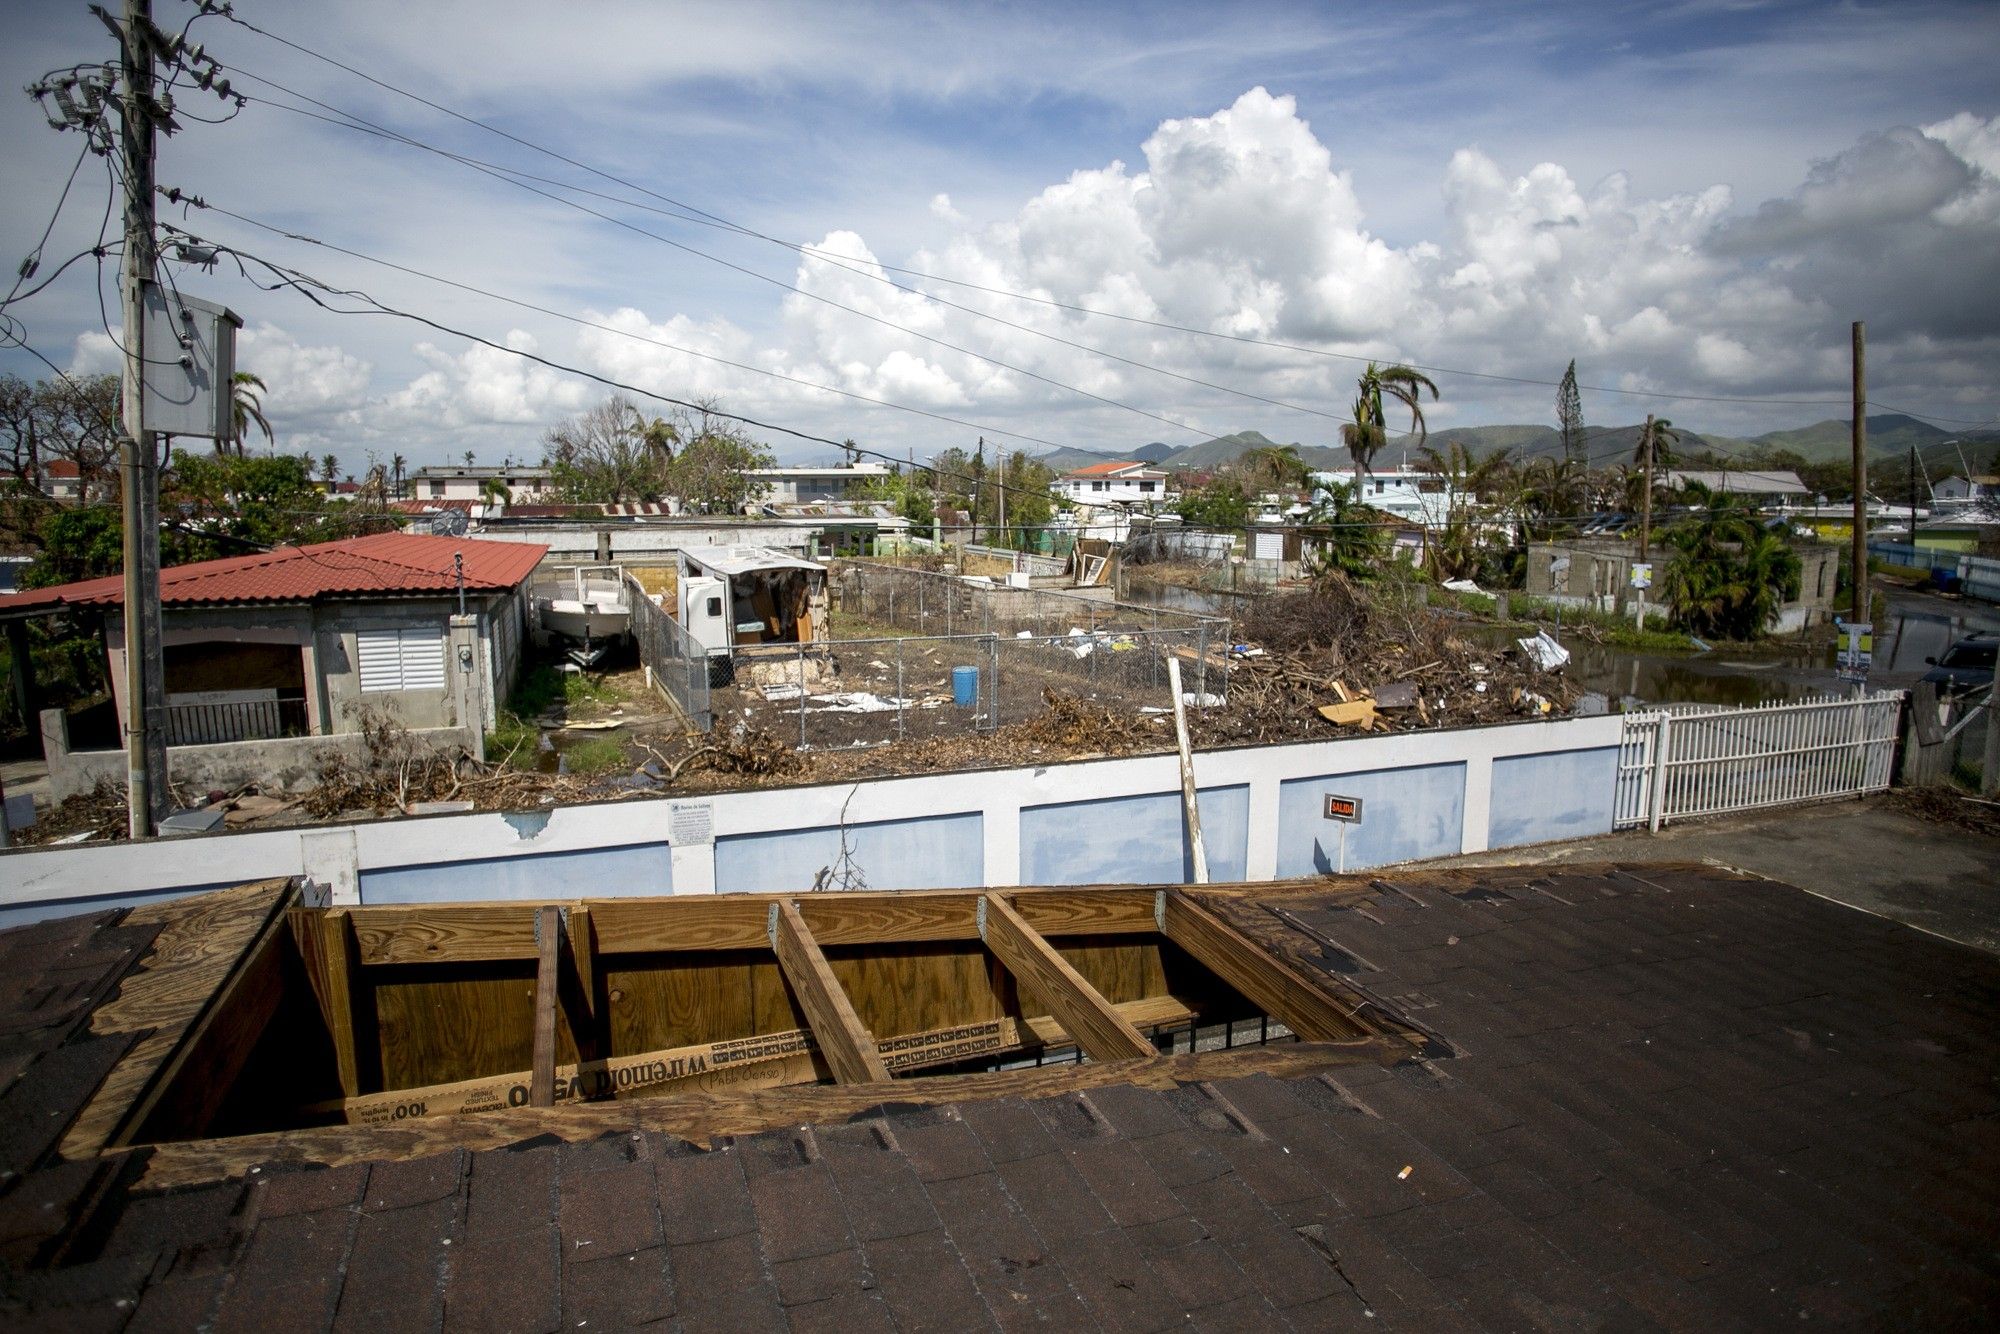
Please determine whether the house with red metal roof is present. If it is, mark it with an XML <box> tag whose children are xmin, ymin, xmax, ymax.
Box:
<box><xmin>1053</xmin><ymin>459</ymin><xmax>1174</xmax><ymax>509</ymax></box>
<box><xmin>0</xmin><ymin>532</ymin><xmax>547</xmax><ymax>798</ymax></box>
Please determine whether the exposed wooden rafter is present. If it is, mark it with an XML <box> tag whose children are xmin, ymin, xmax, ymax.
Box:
<box><xmin>770</xmin><ymin>900</ymin><xmax>891</xmax><ymax>1084</ymax></box>
<box><xmin>978</xmin><ymin>894</ymin><xmax>1154</xmax><ymax>1063</ymax></box>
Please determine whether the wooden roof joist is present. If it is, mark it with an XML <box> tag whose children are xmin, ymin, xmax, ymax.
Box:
<box><xmin>65</xmin><ymin>879</ymin><xmax>1425</xmax><ymax>1182</ymax></box>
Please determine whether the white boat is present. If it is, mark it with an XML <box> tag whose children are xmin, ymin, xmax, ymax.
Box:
<box><xmin>536</xmin><ymin>566</ymin><xmax>631</xmax><ymax>643</ymax></box>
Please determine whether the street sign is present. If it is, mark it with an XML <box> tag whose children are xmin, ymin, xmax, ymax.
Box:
<box><xmin>1837</xmin><ymin>622</ymin><xmax>1873</xmax><ymax>684</ymax></box>
<box><xmin>1323</xmin><ymin>794</ymin><xmax>1363</xmax><ymax>823</ymax></box>
<box><xmin>1629</xmin><ymin>562</ymin><xmax>1653</xmax><ymax>590</ymax></box>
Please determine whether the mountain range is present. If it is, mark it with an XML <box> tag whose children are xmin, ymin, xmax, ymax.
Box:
<box><xmin>1029</xmin><ymin>415</ymin><xmax>1998</xmax><ymax>479</ymax></box>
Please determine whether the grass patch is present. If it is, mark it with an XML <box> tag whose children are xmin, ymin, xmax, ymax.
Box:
<box><xmin>1503</xmin><ymin>597</ymin><xmax>1697</xmax><ymax>652</ymax></box>
<box><xmin>507</xmin><ymin>665</ymin><xmax>614</xmax><ymax>718</ymax></box>
<box><xmin>560</xmin><ymin>736</ymin><xmax>628</xmax><ymax>776</ymax></box>
<box><xmin>485</xmin><ymin>713</ymin><xmax>541</xmax><ymax>771</ymax></box>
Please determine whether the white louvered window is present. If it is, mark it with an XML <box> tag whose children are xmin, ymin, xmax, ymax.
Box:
<box><xmin>356</xmin><ymin>627</ymin><xmax>447</xmax><ymax>693</ymax></box>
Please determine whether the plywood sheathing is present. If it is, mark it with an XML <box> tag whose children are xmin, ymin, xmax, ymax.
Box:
<box><xmin>61</xmin><ymin>879</ymin><xmax>295</xmax><ymax>1159</ymax></box>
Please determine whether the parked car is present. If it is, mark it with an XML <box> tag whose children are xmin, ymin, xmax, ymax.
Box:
<box><xmin>1922</xmin><ymin>635</ymin><xmax>1997</xmax><ymax>696</ymax></box>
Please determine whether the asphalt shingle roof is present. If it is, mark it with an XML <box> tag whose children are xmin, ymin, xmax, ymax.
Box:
<box><xmin>1</xmin><ymin>862</ymin><xmax>1995</xmax><ymax>1329</ymax></box>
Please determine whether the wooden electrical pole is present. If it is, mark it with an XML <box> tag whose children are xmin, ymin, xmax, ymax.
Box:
<box><xmin>117</xmin><ymin>0</ymin><xmax>167</xmax><ymax>837</ymax></box>
<box><xmin>1638</xmin><ymin>414</ymin><xmax>1655</xmax><ymax>563</ymax></box>
<box><xmin>1851</xmin><ymin>320</ymin><xmax>1868</xmax><ymax>621</ymax></box>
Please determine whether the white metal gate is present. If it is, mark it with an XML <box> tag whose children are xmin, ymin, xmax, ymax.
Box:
<box><xmin>1616</xmin><ymin>692</ymin><xmax>1904</xmax><ymax>830</ymax></box>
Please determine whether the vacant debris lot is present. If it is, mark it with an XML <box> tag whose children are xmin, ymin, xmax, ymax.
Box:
<box><xmin>16</xmin><ymin>577</ymin><xmax>1586</xmax><ymax>843</ymax></box>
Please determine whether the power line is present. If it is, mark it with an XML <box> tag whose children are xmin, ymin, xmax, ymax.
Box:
<box><xmin>232</xmin><ymin>77</ymin><xmax>1367</xmax><ymax>434</ymax></box>
<box><xmin>196</xmin><ymin>3</ymin><xmax>1900</xmax><ymax>414</ymax></box>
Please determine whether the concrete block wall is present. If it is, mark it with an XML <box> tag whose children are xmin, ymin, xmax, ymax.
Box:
<box><xmin>2</xmin><ymin>715</ymin><xmax>1626</xmax><ymax>926</ymax></box>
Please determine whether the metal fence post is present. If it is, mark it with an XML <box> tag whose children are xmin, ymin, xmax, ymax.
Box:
<box><xmin>1648</xmin><ymin>714</ymin><xmax>1673</xmax><ymax>832</ymax></box>
<box><xmin>1195</xmin><ymin>620</ymin><xmax>1209</xmax><ymax>703</ymax></box>
<box><xmin>987</xmin><ymin>634</ymin><xmax>1000</xmax><ymax>730</ymax></box>
<box><xmin>896</xmin><ymin>638</ymin><xmax>906</xmax><ymax>742</ymax></box>
<box><xmin>798</xmin><ymin>641</ymin><xmax>808</xmax><ymax>750</ymax></box>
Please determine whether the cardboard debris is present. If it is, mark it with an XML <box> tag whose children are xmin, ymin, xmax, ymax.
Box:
<box><xmin>1317</xmin><ymin>699</ymin><xmax>1380</xmax><ymax>729</ymax></box>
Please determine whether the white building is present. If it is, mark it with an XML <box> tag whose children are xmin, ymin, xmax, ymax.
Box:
<box><xmin>745</xmin><ymin>463</ymin><xmax>890</xmax><ymax>506</ymax></box>
<box><xmin>1309</xmin><ymin>468</ymin><xmax>1462</xmax><ymax>527</ymax></box>
<box><xmin>409</xmin><ymin>464</ymin><xmax>553</xmax><ymax>503</ymax></box>
<box><xmin>1665</xmin><ymin>469</ymin><xmax>1810</xmax><ymax>510</ymax></box>
<box><xmin>1052</xmin><ymin>461</ymin><xmax>1174</xmax><ymax>508</ymax></box>
<box><xmin>1933</xmin><ymin>474</ymin><xmax>2000</xmax><ymax>509</ymax></box>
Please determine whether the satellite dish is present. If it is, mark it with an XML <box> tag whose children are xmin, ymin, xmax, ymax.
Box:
<box><xmin>429</xmin><ymin>508</ymin><xmax>469</xmax><ymax>537</ymax></box>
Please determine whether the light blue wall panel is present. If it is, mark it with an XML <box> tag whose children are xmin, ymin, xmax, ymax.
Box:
<box><xmin>714</xmin><ymin>811</ymin><xmax>983</xmax><ymax>894</ymax></box>
<box><xmin>363</xmin><ymin>841</ymin><xmax>673</xmax><ymax>903</ymax></box>
<box><xmin>1276</xmin><ymin>763</ymin><xmax>1465</xmax><ymax>876</ymax></box>
<box><xmin>1020</xmin><ymin>786</ymin><xmax>1248</xmax><ymax>885</ymax></box>
<box><xmin>1487</xmin><ymin>747</ymin><xmax>1620</xmax><ymax>849</ymax></box>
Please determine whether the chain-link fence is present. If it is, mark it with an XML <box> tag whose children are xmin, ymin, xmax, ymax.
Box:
<box><xmin>704</xmin><ymin>562</ymin><xmax>1231</xmax><ymax>750</ymax></box>
<box><xmin>829</xmin><ymin>559</ymin><xmax>1223</xmax><ymax>638</ymax></box>
<box><xmin>625</xmin><ymin>572</ymin><xmax>712</xmax><ymax>732</ymax></box>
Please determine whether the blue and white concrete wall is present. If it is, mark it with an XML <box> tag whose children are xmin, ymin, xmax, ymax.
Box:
<box><xmin>0</xmin><ymin>715</ymin><xmax>1626</xmax><ymax>924</ymax></box>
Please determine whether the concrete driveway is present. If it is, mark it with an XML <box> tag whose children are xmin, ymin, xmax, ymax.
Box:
<box><xmin>1425</xmin><ymin>795</ymin><xmax>2000</xmax><ymax>957</ymax></box>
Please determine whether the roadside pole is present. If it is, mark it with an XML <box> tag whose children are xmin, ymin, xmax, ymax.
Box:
<box><xmin>1983</xmin><ymin>679</ymin><xmax>2000</xmax><ymax>799</ymax></box>
<box><xmin>1850</xmin><ymin>320</ymin><xmax>1868</xmax><ymax>622</ymax></box>
<box><xmin>116</xmin><ymin>0</ymin><xmax>168</xmax><ymax>837</ymax></box>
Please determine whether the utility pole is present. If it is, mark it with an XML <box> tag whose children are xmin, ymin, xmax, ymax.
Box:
<box><xmin>971</xmin><ymin>437</ymin><xmax>983</xmax><ymax>547</ymax></box>
<box><xmin>997</xmin><ymin>449</ymin><xmax>1007</xmax><ymax>550</ymax></box>
<box><xmin>1637</xmin><ymin>415</ymin><xmax>1655</xmax><ymax>562</ymax></box>
<box><xmin>1850</xmin><ymin>320</ymin><xmax>1868</xmax><ymax>622</ymax></box>
<box><xmin>117</xmin><ymin>0</ymin><xmax>168</xmax><ymax>837</ymax></box>
<box><xmin>1908</xmin><ymin>443</ymin><xmax>1918</xmax><ymax>548</ymax></box>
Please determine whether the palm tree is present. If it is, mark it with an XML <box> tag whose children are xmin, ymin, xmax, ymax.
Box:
<box><xmin>1658</xmin><ymin>485</ymin><xmax>1801</xmax><ymax>639</ymax></box>
<box><xmin>1240</xmin><ymin>444</ymin><xmax>1312</xmax><ymax>493</ymax></box>
<box><xmin>319</xmin><ymin>453</ymin><xmax>338</xmax><ymax>486</ymax></box>
<box><xmin>1415</xmin><ymin>441</ymin><xmax>1511</xmax><ymax>579</ymax></box>
<box><xmin>1303</xmin><ymin>478</ymin><xmax>1390</xmax><ymax>581</ymax></box>
<box><xmin>462</xmin><ymin>450</ymin><xmax>475</xmax><ymax>468</ymax></box>
<box><xmin>227</xmin><ymin>372</ymin><xmax>273</xmax><ymax>457</ymax></box>
<box><xmin>390</xmin><ymin>453</ymin><xmax>407</xmax><ymax>499</ymax></box>
<box><xmin>1340</xmin><ymin>362</ymin><xmax>1438</xmax><ymax>476</ymax></box>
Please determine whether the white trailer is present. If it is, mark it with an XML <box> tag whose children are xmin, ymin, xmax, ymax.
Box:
<box><xmin>674</xmin><ymin>545</ymin><xmax>829</xmax><ymax>659</ymax></box>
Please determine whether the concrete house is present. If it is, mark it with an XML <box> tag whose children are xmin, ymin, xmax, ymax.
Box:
<box><xmin>1310</xmin><ymin>467</ymin><xmax>1463</xmax><ymax>528</ymax></box>
<box><xmin>1524</xmin><ymin>536</ymin><xmax>1840</xmax><ymax>633</ymax></box>
<box><xmin>1053</xmin><ymin>461</ymin><xmax>1174</xmax><ymax>508</ymax></box>
<box><xmin>1932</xmin><ymin>474</ymin><xmax>2000</xmax><ymax>508</ymax></box>
<box><xmin>0</xmin><ymin>533</ymin><xmax>546</xmax><ymax>793</ymax></box>
<box><xmin>744</xmin><ymin>463</ymin><xmax>887</xmax><ymax>507</ymax></box>
<box><xmin>408</xmin><ymin>464</ymin><xmax>553</xmax><ymax>503</ymax></box>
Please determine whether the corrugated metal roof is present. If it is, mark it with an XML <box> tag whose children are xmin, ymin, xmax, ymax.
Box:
<box><xmin>0</xmin><ymin>532</ymin><xmax>547</xmax><ymax>615</ymax></box>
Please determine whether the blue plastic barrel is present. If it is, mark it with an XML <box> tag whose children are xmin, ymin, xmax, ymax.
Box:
<box><xmin>952</xmin><ymin>665</ymin><xmax>979</xmax><ymax>708</ymax></box>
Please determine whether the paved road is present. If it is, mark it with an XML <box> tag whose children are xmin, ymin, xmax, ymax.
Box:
<box><xmin>1425</xmin><ymin>795</ymin><xmax>2000</xmax><ymax>957</ymax></box>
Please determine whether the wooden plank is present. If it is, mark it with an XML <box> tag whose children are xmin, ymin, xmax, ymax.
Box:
<box><xmin>111</xmin><ymin>890</ymin><xmax>294</xmax><ymax>1146</ymax></box>
<box><xmin>64</xmin><ymin>880</ymin><xmax>296</xmax><ymax>1159</ymax></box>
<box><xmin>305</xmin><ymin>994</ymin><xmax>1199</xmax><ymax>1127</ymax></box>
<box><xmin>1167</xmin><ymin>657</ymin><xmax>1209</xmax><ymax>885</ymax></box>
<box><xmin>294</xmin><ymin>908</ymin><xmax>364</xmax><ymax>1098</ymax></box>
<box><xmin>979</xmin><ymin>895</ymin><xmax>1152</xmax><ymax>1063</ymax></box>
<box><xmin>530</xmin><ymin>906</ymin><xmax>561</xmax><ymax>1107</ymax></box>
<box><xmin>350</xmin><ymin>904</ymin><xmax>540</xmax><ymax>965</ymax></box>
<box><xmin>565</xmin><ymin>905</ymin><xmax>604</xmax><ymax>1063</ymax></box>
<box><xmin>148</xmin><ymin>1037</ymin><xmax>1409</xmax><ymax>1190</ymax></box>
<box><xmin>1161</xmin><ymin>891</ymin><xmax>1364</xmax><ymax>1042</ymax></box>
<box><xmin>352</xmin><ymin>889</ymin><xmax>1164</xmax><ymax>962</ymax></box>
<box><xmin>771</xmin><ymin>901</ymin><xmax>891</xmax><ymax>1085</ymax></box>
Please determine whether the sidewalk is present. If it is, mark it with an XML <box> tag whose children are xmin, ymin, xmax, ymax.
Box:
<box><xmin>1426</xmin><ymin>794</ymin><xmax>2000</xmax><ymax>957</ymax></box>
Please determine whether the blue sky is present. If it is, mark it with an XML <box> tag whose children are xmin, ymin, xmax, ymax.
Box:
<box><xmin>4</xmin><ymin>0</ymin><xmax>1999</xmax><ymax>467</ymax></box>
